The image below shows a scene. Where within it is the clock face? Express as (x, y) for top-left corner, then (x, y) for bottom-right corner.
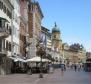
(54, 35), (56, 38)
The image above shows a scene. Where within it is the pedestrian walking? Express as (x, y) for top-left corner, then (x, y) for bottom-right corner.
(61, 63), (65, 76)
(74, 64), (77, 72)
(77, 63), (81, 71)
(49, 63), (54, 73)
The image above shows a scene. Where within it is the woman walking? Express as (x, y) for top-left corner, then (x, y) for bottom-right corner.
(61, 63), (65, 76)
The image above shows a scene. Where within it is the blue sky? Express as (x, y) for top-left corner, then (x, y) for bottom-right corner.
(36, 0), (91, 52)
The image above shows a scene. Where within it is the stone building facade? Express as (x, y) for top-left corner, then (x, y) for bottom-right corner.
(19, 0), (29, 58)
(0, 0), (13, 75)
(63, 43), (86, 64)
(28, 1), (43, 58)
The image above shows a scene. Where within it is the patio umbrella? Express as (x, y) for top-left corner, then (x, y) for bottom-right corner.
(9, 56), (26, 62)
(26, 56), (50, 62)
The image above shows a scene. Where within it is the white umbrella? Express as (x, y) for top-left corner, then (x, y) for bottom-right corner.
(26, 56), (50, 62)
(9, 56), (26, 62)
(16, 58), (26, 62)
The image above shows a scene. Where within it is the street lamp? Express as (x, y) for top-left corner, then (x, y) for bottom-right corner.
(36, 43), (46, 78)
(62, 44), (65, 63)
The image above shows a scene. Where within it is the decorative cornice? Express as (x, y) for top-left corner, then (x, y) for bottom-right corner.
(29, 1), (44, 18)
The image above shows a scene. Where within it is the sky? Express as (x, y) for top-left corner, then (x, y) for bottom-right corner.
(36, 0), (91, 52)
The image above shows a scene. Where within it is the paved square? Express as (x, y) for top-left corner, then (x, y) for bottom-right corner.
(0, 69), (91, 84)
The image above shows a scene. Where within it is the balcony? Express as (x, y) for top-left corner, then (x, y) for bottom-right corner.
(0, 27), (10, 38)
(0, 49), (7, 56)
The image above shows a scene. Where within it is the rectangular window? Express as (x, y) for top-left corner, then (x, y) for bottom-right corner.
(3, 5), (6, 13)
(0, 1), (1, 9)
(17, 30), (19, 38)
(1, 2), (3, 10)
(13, 27), (15, 35)
(9, 12), (12, 19)
(9, 26), (12, 35)
(6, 41), (8, 51)
(0, 20), (2, 27)
(9, 42), (11, 51)
(6, 9), (9, 16)
(0, 39), (2, 51)
(6, 9), (12, 19)
(4, 5), (6, 12)
(12, 25), (14, 35)
(15, 27), (16, 35)
(3, 39), (5, 50)
(6, 24), (8, 29)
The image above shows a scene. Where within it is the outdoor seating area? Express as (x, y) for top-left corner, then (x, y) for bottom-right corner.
(10, 56), (51, 74)
(11, 64), (49, 74)
(30, 66), (48, 73)
(84, 59), (91, 72)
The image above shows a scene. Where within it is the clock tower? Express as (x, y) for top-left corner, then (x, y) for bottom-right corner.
(52, 23), (62, 51)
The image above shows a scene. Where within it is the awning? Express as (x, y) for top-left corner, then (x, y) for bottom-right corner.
(26, 56), (51, 62)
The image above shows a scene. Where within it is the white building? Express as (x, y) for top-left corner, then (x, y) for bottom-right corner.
(10, 0), (20, 57)
(0, 0), (13, 75)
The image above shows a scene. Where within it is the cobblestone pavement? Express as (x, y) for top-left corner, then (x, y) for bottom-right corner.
(0, 69), (91, 84)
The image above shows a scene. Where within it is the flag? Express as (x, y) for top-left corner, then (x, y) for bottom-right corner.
(39, 32), (46, 46)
